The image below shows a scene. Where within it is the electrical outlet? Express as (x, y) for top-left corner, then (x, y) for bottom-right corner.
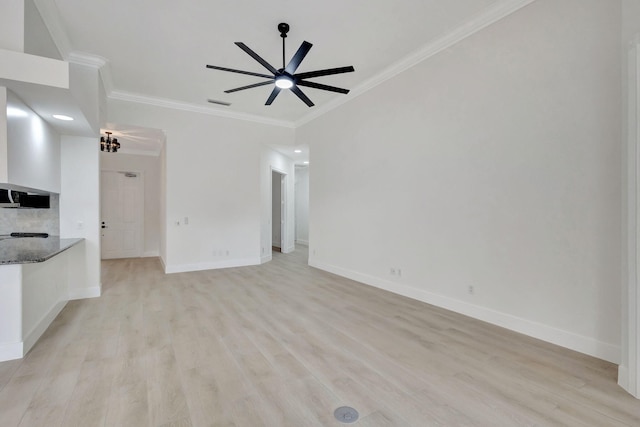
(468, 285), (474, 295)
(184, 216), (189, 225)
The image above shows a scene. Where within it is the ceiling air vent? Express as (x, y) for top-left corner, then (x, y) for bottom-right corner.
(207, 99), (231, 107)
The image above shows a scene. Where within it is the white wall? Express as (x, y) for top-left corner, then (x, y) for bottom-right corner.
(23, 0), (61, 60)
(60, 135), (101, 298)
(107, 99), (294, 272)
(0, 1), (24, 52)
(261, 147), (295, 260)
(5, 90), (60, 193)
(100, 152), (161, 257)
(299, 0), (622, 363)
(295, 166), (309, 245)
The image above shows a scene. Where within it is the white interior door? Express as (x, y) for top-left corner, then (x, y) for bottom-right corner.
(101, 170), (143, 259)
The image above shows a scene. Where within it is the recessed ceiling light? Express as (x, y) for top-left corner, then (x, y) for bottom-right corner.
(53, 114), (74, 121)
(304, 161), (309, 164)
(294, 149), (302, 153)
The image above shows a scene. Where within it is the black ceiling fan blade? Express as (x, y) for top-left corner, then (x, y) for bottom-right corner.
(294, 66), (355, 80)
(225, 80), (274, 94)
(206, 65), (273, 79)
(285, 41), (313, 75)
(296, 80), (350, 94)
(265, 87), (282, 105)
(290, 86), (314, 107)
(235, 42), (278, 75)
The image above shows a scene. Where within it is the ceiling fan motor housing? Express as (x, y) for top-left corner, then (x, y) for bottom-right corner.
(278, 22), (290, 38)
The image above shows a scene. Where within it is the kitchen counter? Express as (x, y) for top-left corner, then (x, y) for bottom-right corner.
(0, 237), (87, 361)
(0, 236), (84, 265)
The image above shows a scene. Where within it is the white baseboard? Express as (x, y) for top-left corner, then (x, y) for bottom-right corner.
(282, 245), (296, 254)
(68, 285), (101, 300)
(261, 255), (272, 264)
(142, 250), (160, 257)
(159, 255), (167, 272)
(0, 342), (23, 362)
(296, 240), (309, 246)
(23, 300), (67, 355)
(165, 257), (260, 274)
(618, 365), (639, 398)
(310, 259), (621, 364)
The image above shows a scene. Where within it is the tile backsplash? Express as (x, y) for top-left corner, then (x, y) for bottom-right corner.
(0, 194), (60, 235)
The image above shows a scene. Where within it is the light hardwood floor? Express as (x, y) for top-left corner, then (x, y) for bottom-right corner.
(1, 247), (639, 426)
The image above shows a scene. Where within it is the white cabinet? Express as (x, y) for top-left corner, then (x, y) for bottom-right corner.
(0, 86), (61, 193)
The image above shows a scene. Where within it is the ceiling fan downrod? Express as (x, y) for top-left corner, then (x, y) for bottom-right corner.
(278, 22), (289, 70)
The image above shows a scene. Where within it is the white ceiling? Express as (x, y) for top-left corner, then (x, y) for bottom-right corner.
(29, 0), (532, 158)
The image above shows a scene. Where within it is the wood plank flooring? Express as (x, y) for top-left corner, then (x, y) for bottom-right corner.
(1, 247), (639, 426)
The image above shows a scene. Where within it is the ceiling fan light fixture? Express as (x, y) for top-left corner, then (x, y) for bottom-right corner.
(206, 23), (354, 107)
(275, 75), (294, 89)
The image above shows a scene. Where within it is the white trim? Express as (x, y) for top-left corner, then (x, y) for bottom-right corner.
(109, 90), (295, 129)
(66, 51), (116, 95)
(294, 0), (537, 127)
(0, 342), (23, 362)
(67, 51), (107, 69)
(142, 250), (160, 258)
(310, 259), (620, 364)
(271, 167), (290, 256)
(68, 286), (101, 300)
(295, 240), (309, 246)
(282, 245), (296, 254)
(165, 257), (260, 274)
(261, 255), (272, 264)
(159, 255), (168, 274)
(119, 148), (161, 157)
(620, 35), (640, 398)
(23, 300), (67, 355)
(619, 366), (630, 392)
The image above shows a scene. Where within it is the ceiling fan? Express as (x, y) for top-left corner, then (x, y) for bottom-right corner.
(206, 23), (355, 107)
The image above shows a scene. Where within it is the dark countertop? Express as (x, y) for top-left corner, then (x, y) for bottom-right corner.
(0, 236), (84, 265)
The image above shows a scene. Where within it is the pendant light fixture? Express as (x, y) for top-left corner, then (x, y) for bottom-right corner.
(100, 131), (120, 153)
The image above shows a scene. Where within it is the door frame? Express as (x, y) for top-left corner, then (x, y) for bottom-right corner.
(100, 168), (145, 259)
(621, 34), (640, 399)
(270, 166), (290, 254)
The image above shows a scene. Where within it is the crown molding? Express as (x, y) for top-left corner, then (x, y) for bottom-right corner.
(294, 0), (537, 128)
(66, 51), (115, 94)
(32, 0), (73, 59)
(116, 148), (162, 157)
(33, 0), (535, 130)
(67, 52), (107, 68)
(109, 90), (295, 129)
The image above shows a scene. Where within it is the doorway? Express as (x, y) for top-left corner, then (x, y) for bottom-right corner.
(100, 170), (144, 259)
(272, 170), (285, 252)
